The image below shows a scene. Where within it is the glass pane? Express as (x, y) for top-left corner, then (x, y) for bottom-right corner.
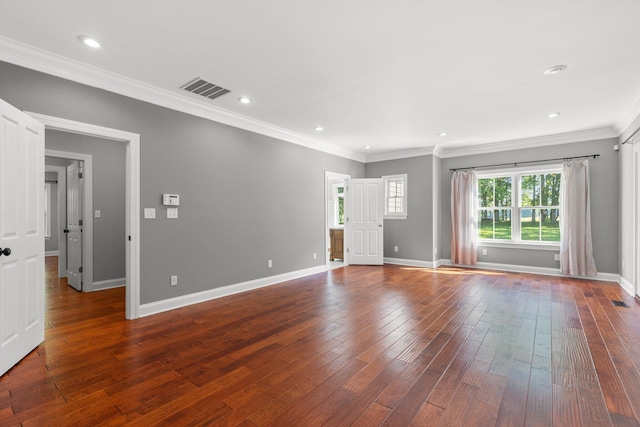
(388, 180), (403, 198)
(478, 209), (494, 239)
(521, 208), (541, 241)
(495, 177), (512, 207)
(494, 209), (511, 240)
(542, 208), (560, 242)
(478, 178), (494, 207)
(478, 209), (511, 240)
(388, 197), (402, 214)
(541, 173), (560, 206)
(520, 174), (540, 207)
(338, 197), (344, 224)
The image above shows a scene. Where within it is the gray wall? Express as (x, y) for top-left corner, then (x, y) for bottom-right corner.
(440, 138), (620, 274)
(0, 61), (364, 304)
(44, 171), (58, 253)
(46, 131), (127, 283)
(365, 155), (433, 261)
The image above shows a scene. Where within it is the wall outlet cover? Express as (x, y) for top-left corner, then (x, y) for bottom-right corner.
(167, 208), (178, 219)
(144, 208), (156, 219)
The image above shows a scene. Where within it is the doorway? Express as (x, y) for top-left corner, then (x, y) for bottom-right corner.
(325, 171), (350, 270)
(28, 112), (141, 319)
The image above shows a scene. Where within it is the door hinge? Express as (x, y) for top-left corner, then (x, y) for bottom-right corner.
(79, 219), (83, 226)
(79, 267), (83, 273)
(346, 248), (350, 253)
(128, 235), (131, 241)
(346, 217), (349, 222)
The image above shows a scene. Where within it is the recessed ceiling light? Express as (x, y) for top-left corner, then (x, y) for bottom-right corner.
(237, 97), (252, 104)
(439, 132), (448, 137)
(364, 145), (372, 150)
(314, 126), (324, 132)
(77, 35), (100, 48)
(547, 112), (562, 118)
(543, 65), (567, 75)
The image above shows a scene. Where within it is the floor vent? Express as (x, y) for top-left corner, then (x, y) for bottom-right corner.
(612, 300), (629, 308)
(181, 78), (230, 100)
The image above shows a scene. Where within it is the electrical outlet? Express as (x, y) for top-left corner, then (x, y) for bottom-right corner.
(434, 247), (438, 255)
(554, 253), (561, 261)
(170, 275), (177, 286)
(394, 246), (398, 252)
(94, 210), (101, 218)
(144, 208), (156, 219)
(167, 208), (178, 219)
(268, 260), (272, 268)
(313, 252), (317, 260)
(482, 249), (488, 256)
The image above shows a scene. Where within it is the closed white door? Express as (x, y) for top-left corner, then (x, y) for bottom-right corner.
(0, 98), (45, 377)
(66, 161), (83, 291)
(346, 178), (384, 265)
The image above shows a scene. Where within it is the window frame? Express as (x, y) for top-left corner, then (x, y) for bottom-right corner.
(476, 165), (561, 250)
(383, 174), (408, 219)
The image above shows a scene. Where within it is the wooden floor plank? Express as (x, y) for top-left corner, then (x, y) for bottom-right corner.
(2, 258), (640, 425)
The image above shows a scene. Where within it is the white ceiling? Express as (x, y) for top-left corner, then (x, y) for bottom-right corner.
(1, 0), (639, 161)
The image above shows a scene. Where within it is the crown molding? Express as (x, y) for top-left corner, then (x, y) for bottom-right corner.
(0, 36), (365, 163)
(365, 146), (438, 163)
(437, 127), (618, 159)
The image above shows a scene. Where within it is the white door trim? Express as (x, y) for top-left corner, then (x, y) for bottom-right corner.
(47, 151), (92, 291)
(325, 171), (350, 268)
(635, 143), (640, 297)
(45, 165), (67, 277)
(28, 112), (140, 319)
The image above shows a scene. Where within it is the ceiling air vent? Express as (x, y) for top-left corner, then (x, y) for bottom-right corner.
(181, 78), (230, 101)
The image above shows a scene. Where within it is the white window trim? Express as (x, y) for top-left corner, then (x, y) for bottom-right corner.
(383, 174), (408, 219)
(476, 164), (562, 249)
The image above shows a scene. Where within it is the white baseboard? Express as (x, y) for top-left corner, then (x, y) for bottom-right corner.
(438, 259), (619, 283)
(384, 257), (621, 284)
(45, 251), (59, 257)
(92, 277), (126, 291)
(384, 257), (437, 268)
(619, 275), (635, 296)
(139, 265), (328, 318)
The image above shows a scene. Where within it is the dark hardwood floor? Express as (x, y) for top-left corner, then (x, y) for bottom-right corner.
(2, 257), (640, 426)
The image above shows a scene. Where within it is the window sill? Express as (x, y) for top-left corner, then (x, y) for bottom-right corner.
(478, 241), (559, 251)
(384, 214), (407, 220)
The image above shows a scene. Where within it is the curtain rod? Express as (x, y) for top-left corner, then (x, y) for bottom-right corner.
(449, 154), (599, 172)
(621, 125), (640, 145)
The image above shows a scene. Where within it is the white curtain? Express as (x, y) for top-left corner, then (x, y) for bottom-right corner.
(451, 170), (478, 265)
(560, 159), (597, 276)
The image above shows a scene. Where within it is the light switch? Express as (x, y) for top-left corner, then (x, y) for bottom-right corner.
(144, 208), (156, 219)
(94, 210), (101, 218)
(167, 208), (178, 219)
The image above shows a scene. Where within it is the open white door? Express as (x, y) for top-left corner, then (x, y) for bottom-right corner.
(66, 161), (83, 291)
(0, 98), (45, 377)
(346, 178), (384, 265)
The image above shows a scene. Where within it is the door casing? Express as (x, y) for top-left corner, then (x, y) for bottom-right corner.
(31, 113), (141, 319)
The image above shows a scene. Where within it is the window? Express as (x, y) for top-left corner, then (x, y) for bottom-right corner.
(333, 184), (345, 226)
(477, 167), (561, 245)
(44, 183), (52, 239)
(383, 174), (407, 219)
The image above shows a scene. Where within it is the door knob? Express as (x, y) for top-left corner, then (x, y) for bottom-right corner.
(63, 229), (70, 233)
(0, 247), (11, 256)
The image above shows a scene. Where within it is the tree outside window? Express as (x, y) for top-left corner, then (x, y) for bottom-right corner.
(477, 168), (561, 243)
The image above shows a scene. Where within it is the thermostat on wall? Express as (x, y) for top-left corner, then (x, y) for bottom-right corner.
(162, 194), (180, 206)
